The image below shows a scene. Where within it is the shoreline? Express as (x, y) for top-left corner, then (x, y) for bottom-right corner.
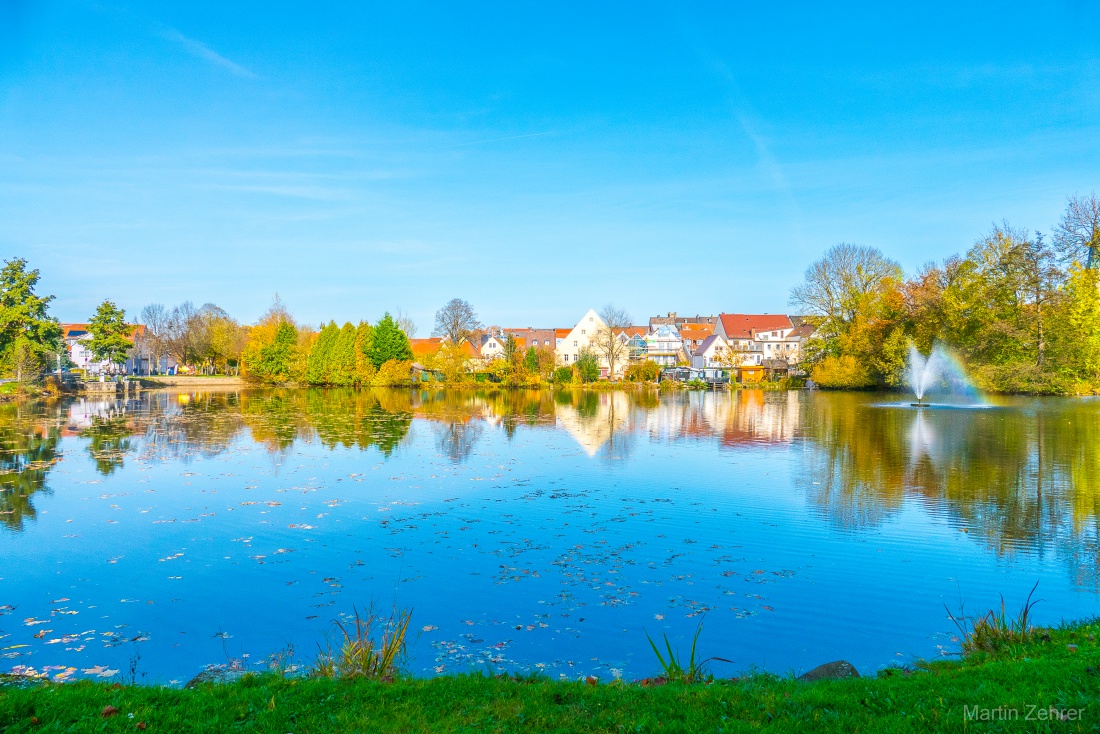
(2, 618), (1096, 732)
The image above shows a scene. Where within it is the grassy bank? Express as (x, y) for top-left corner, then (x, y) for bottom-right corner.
(3, 619), (1099, 732)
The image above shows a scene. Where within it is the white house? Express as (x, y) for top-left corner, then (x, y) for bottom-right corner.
(556, 309), (604, 366)
(556, 309), (635, 378)
(714, 314), (812, 367)
(643, 324), (684, 366)
(691, 334), (729, 369)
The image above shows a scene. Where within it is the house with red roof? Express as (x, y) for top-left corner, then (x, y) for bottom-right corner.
(714, 314), (813, 369)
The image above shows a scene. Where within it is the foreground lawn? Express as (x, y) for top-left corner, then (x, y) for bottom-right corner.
(3, 621), (1099, 733)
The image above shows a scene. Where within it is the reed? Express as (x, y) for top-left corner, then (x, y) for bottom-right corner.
(946, 581), (1042, 654)
(311, 604), (412, 680)
(644, 624), (730, 684)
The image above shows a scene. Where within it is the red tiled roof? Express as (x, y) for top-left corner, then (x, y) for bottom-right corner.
(60, 322), (144, 343)
(679, 326), (714, 342)
(554, 328), (571, 338)
(718, 314), (793, 339)
(409, 338), (443, 357)
(615, 326), (648, 338)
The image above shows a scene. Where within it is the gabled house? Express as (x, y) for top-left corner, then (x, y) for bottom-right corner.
(61, 323), (160, 375)
(691, 334), (729, 369)
(679, 325), (715, 356)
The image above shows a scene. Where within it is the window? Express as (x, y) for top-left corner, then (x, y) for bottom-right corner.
(581, 329), (585, 335)
(573, 340), (578, 346)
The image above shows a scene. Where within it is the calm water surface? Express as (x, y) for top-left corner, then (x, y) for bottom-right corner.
(1, 388), (1098, 683)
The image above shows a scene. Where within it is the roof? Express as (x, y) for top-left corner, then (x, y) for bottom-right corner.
(718, 314), (793, 339)
(60, 322), (144, 343)
(555, 328), (571, 338)
(60, 323), (90, 339)
(679, 326), (715, 342)
(789, 323), (815, 339)
(614, 326), (647, 338)
(694, 334), (725, 356)
(409, 338), (443, 358)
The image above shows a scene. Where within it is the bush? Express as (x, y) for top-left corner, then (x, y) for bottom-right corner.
(372, 359), (412, 387)
(810, 355), (875, 389)
(553, 366), (574, 385)
(575, 350), (600, 383)
(624, 359), (661, 382)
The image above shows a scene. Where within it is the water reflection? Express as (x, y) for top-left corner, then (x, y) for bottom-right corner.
(5, 388), (1100, 585)
(0, 403), (62, 531)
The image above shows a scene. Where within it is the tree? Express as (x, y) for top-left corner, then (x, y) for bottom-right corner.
(138, 303), (170, 374)
(575, 348), (600, 383)
(789, 243), (902, 353)
(164, 301), (199, 368)
(1054, 193), (1100, 269)
(1051, 265), (1100, 380)
(87, 300), (134, 373)
(257, 322), (298, 383)
(0, 257), (62, 379)
(590, 305), (632, 379)
(329, 322), (359, 386)
(394, 308), (417, 339)
(354, 321), (375, 384)
(306, 322), (339, 384)
(242, 295), (298, 384)
(369, 313), (413, 369)
(433, 298), (482, 345)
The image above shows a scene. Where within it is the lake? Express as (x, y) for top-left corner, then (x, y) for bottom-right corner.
(1, 387), (1097, 684)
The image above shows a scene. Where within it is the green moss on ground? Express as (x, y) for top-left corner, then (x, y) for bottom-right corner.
(3, 622), (1099, 733)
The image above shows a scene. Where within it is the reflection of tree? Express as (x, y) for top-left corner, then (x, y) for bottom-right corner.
(140, 391), (244, 462)
(82, 415), (135, 476)
(798, 394), (1100, 588)
(434, 420), (483, 464)
(0, 410), (61, 532)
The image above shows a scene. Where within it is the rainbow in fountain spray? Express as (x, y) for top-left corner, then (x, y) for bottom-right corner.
(906, 344), (978, 405)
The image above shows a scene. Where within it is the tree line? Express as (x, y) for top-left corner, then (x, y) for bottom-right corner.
(791, 193), (1100, 393)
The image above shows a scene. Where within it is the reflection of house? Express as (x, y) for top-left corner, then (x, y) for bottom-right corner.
(554, 391), (632, 456)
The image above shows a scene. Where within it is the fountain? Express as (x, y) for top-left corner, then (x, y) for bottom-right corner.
(906, 344), (977, 407)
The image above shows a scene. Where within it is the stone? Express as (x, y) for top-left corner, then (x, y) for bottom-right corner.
(798, 660), (860, 682)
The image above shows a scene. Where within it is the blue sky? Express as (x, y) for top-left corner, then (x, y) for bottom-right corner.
(2, 2), (1099, 331)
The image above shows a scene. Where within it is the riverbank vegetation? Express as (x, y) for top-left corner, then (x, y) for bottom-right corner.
(792, 193), (1100, 394)
(2, 615), (1097, 732)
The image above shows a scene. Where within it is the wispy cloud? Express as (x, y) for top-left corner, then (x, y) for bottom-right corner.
(160, 28), (258, 79)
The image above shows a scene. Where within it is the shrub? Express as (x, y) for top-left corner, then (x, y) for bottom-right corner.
(575, 350), (600, 383)
(810, 355), (874, 389)
(553, 366), (574, 385)
(372, 359), (412, 387)
(625, 359), (661, 382)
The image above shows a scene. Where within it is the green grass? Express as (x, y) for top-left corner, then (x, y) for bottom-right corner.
(3, 620), (1099, 732)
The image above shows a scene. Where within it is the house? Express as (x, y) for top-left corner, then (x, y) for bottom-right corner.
(556, 309), (605, 369)
(648, 312), (719, 331)
(479, 334), (517, 361)
(502, 328), (556, 350)
(643, 324), (684, 366)
(555, 309), (634, 378)
(61, 323), (157, 375)
(679, 325), (715, 356)
(691, 334), (728, 369)
(715, 314), (797, 368)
